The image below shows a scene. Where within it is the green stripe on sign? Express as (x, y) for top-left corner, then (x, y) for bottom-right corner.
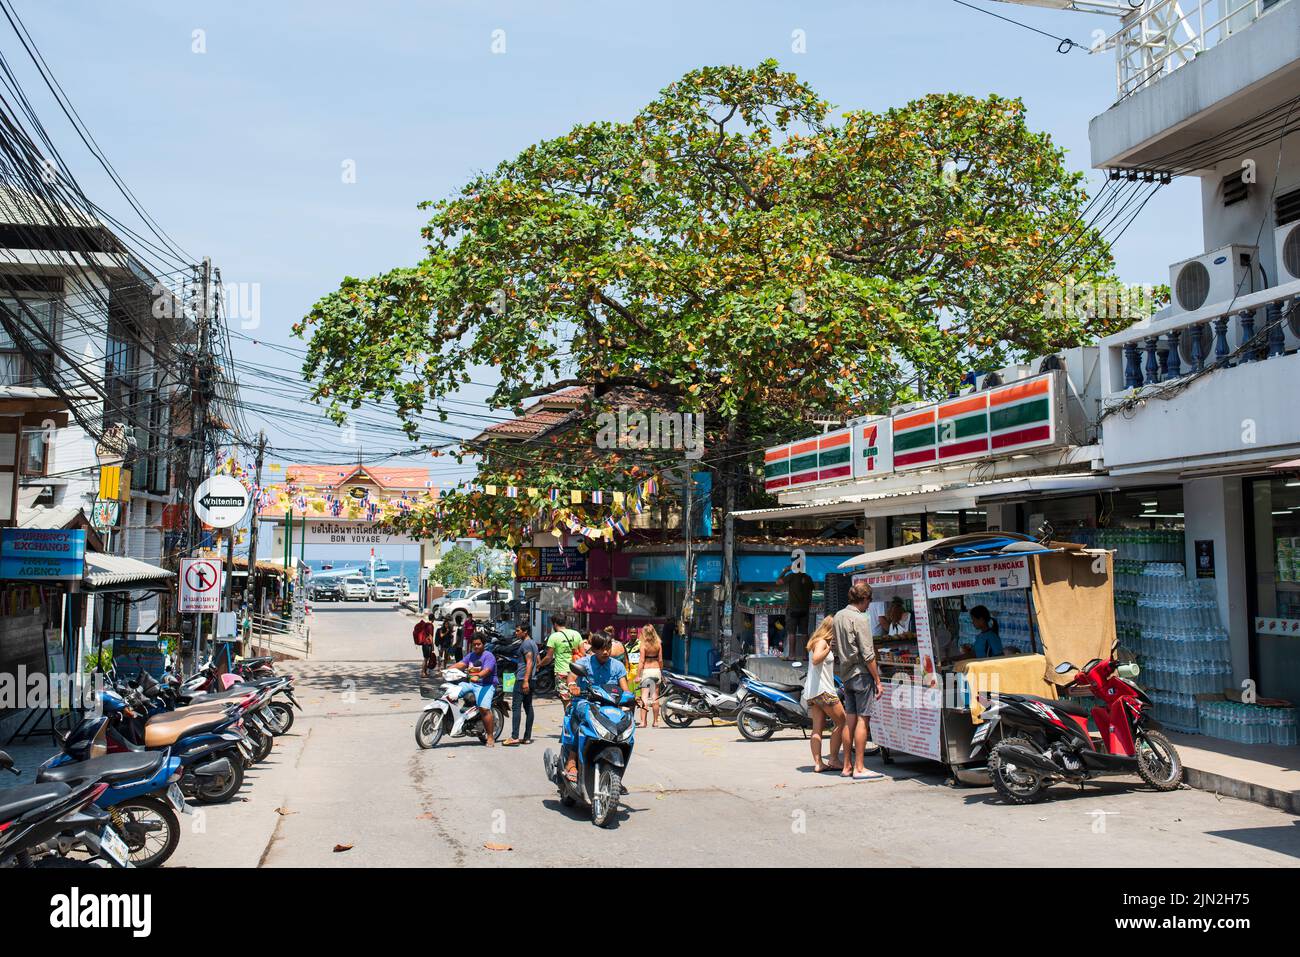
(767, 459), (789, 478)
(941, 412), (988, 441)
(788, 452), (819, 474)
(819, 446), (851, 467)
(894, 426), (936, 452)
(989, 398), (1049, 433)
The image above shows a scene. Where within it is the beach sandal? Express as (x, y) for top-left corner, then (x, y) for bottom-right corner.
(853, 769), (884, 781)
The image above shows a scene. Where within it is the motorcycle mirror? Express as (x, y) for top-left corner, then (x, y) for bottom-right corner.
(0, 750), (14, 773)
(1054, 662), (1076, 674)
(569, 661), (590, 677)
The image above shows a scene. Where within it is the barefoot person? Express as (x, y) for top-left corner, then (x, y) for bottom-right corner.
(833, 582), (885, 780)
(802, 616), (845, 773)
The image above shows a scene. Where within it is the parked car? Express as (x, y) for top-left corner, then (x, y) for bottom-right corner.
(370, 577), (400, 601)
(340, 576), (370, 602)
(309, 579), (343, 602)
(434, 586), (512, 624)
(393, 576), (410, 598)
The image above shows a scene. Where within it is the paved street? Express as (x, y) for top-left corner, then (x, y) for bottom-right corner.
(162, 606), (1300, 868)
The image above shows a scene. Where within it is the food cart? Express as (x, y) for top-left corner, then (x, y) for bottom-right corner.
(836, 532), (1115, 784)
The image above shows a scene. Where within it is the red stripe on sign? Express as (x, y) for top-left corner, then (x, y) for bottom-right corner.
(787, 471), (820, 486)
(937, 437), (990, 459)
(990, 424), (1052, 449)
(765, 476), (791, 490)
(819, 465), (852, 480)
(894, 449), (937, 467)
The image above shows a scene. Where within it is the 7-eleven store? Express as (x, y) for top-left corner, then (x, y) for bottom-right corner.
(743, 354), (1178, 605)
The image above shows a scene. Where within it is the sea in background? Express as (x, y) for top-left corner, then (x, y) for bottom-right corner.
(305, 558), (423, 583)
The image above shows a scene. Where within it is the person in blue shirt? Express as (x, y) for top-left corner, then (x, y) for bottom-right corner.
(450, 636), (498, 746)
(962, 605), (1004, 659)
(562, 633), (628, 781)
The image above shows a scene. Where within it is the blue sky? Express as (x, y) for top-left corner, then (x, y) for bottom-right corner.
(12, 0), (1201, 522)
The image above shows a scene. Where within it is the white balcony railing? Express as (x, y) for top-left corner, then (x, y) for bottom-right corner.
(1108, 0), (1286, 101)
(1106, 281), (1300, 393)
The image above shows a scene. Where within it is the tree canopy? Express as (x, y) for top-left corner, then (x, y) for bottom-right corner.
(296, 60), (1132, 544)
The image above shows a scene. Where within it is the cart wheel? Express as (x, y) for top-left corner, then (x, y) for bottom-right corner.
(879, 747), (894, 765)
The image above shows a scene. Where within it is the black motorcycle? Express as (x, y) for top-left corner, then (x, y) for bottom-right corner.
(660, 658), (749, 727)
(485, 629), (556, 697)
(0, 750), (132, 868)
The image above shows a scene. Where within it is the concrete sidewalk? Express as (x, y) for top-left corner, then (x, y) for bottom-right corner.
(1170, 732), (1300, 815)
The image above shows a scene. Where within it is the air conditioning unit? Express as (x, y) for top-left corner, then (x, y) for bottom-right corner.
(1276, 221), (1300, 284)
(1168, 244), (1257, 316)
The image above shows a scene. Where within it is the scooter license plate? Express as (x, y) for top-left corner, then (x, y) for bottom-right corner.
(972, 723), (990, 743)
(167, 781), (189, 814)
(238, 738), (255, 760)
(100, 826), (130, 867)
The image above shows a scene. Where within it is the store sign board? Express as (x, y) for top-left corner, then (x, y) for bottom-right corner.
(0, 528), (86, 581)
(290, 520), (407, 546)
(763, 372), (1064, 489)
(179, 558), (222, 613)
(517, 546), (588, 582)
(763, 426), (854, 493)
(924, 556), (1030, 598)
(91, 498), (120, 532)
(852, 566), (923, 589)
(895, 373), (1060, 471)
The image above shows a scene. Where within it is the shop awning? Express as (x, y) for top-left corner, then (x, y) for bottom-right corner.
(83, 552), (174, 592)
(735, 473), (1145, 523)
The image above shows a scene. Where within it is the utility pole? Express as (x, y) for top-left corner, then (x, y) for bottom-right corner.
(720, 417), (737, 689)
(242, 430), (267, 614)
(183, 257), (213, 669)
(680, 461), (694, 670)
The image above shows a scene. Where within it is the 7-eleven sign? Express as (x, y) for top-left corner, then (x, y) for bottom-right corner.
(851, 416), (893, 478)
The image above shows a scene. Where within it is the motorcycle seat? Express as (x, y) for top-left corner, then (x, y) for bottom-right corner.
(183, 687), (254, 705)
(0, 782), (71, 822)
(1014, 694), (1094, 718)
(144, 711), (232, 747)
(37, 751), (165, 785)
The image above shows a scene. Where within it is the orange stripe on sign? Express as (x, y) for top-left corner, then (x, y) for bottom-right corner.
(938, 394), (986, 418)
(989, 376), (1050, 407)
(894, 409), (935, 432)
(764, 446), (789, 463)
(819, 431), (851, 449)
(791, 439), (819, 456)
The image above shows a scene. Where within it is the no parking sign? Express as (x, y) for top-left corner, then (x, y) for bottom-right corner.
(179, 558), (222, 613)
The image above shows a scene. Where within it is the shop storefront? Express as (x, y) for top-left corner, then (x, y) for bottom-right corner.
(1245, 474), (1300, 710)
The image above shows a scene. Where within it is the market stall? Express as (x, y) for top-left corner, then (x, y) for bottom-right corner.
(836, 532), (1114, 783)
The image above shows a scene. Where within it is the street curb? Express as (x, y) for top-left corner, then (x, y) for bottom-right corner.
(1183, 765), (1299, 815)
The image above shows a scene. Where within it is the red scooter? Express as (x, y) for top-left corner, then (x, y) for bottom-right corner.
(972, 652), (1184, 804)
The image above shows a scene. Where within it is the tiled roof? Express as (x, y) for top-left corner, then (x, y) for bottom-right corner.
(472, 387), (592, 443)
(282, 465), (431, 489)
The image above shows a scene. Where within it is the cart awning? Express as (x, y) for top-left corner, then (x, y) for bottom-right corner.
(83, 553), (174, 592)
(836, 532), (1053, 571)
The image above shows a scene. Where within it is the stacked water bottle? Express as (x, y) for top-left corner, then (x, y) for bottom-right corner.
(1070, 527), (1184, 562)
(958, 590), (1033, 653)
(1114, 557), (1232, 734)
(1198, 699), (1299, 746)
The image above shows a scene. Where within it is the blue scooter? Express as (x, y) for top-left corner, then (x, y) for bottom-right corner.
(735, 668), (843, 741)
(35, 748), (185, 867)
(543, 661), (637, 827)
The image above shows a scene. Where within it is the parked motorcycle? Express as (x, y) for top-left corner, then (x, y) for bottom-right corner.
(415, 668), (511, 748)
(0, 751), (133, 869)
(35, 749), (186, 867)
(975, 654), (1184, 804)
(659, 658), (749, 728)
(543, 660), (637, 827)
(485, 632), (556, 697)
(734, 665), (827, 741)
(56, 689), (253, 804)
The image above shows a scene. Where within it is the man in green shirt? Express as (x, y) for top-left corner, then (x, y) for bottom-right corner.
(539, 613), (584, 705)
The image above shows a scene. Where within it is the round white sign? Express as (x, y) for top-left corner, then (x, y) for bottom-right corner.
(194, 474), (250, 528)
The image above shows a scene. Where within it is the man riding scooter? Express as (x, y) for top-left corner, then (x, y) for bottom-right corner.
(449, 636), (497, 747)
(562, 633), (628, 783)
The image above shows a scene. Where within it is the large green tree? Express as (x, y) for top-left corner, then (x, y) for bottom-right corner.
(296, 61), (1129, 542)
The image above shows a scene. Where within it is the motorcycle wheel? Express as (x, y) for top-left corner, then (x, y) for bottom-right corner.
(1136, 729), (1184, 791)
(112, 795), (180, 868)
(988, 736), (1047, 805)
(477, 710), (507, 743)
(268, 701), (295, 735)
(591, 765), (622, 828)
(661, 691), (695, 729)
(736, 703), (776, 742)
(534, 669), (555, 696)
(249, 726), (274, 763)
(415, 710), (445, 749)
(193, 752), (245, 804)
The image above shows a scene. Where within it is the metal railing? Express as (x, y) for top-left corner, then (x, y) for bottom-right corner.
(1109, 284), (1300, 391)
(247, 613), (311, 659)
(1108, 0), (1285, 101)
